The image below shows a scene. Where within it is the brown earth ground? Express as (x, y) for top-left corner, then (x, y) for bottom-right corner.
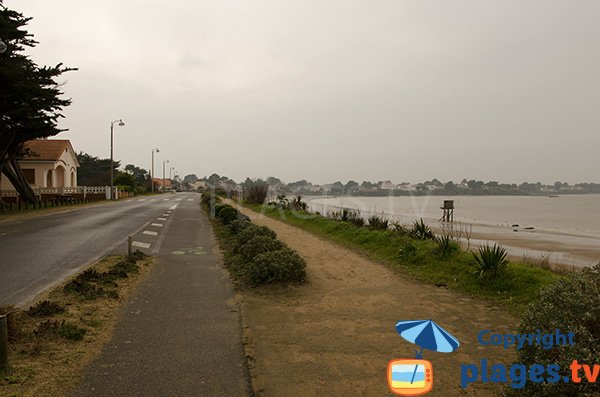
(224, 199), (519, 397)
(0, 255), (153, 397)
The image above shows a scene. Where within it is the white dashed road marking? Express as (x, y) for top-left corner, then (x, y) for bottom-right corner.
(169, 204), (178, 210)
(187, 199), (194, 201)
(138, 198), (146, 201)
(151, 198), (157, 202)
(143, 231), (158, 236)
(175, 199), (182, 201)
(163, 199), (170, 201)
(158, 217), (167, 221)
(132, 241), (151, 249)
(151, 223), (163, 227)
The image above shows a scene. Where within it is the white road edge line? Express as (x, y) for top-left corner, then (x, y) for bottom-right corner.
(132, 241), (151, 249)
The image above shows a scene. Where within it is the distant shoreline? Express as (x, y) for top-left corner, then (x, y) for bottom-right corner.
(294, 191), (599, 197)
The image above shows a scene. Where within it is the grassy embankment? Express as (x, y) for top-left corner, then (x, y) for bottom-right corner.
(0, 253), (152, 397)
(243, 202), (561, 314)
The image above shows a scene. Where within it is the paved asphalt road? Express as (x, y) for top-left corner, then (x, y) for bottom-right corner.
(0, 193), (198, 307)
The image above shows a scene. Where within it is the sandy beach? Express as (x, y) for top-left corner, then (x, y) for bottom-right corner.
(307, 195), (600, 268)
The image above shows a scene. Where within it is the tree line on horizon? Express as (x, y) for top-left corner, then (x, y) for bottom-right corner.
(184, 173), (600, 196)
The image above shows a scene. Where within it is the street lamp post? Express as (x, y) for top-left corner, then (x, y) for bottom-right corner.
(110, 119), (125, 199)
(169, 166), (175, 180)
(162, 159), (169, 190)
(151, 148), (160, 193)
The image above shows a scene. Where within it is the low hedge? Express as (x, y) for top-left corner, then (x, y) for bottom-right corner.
(208, 200), (307, 287)
(247, 248), (307, 286)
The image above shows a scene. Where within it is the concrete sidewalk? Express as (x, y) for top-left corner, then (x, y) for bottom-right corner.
(70, 198), (251, 396)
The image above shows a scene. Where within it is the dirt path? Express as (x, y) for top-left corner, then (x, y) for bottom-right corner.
(225, 200), (518, 396)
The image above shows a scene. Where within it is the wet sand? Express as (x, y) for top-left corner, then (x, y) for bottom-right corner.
(466, 224), (600, 268)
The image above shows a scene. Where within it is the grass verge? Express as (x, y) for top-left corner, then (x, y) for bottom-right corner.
(241, 202), (561, 314)
(0, 252), (153, 397)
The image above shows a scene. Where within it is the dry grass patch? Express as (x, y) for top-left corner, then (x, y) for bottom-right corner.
(0, 253), (153, 397)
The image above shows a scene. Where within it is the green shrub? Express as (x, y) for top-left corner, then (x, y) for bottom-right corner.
(243, 179), (269, 204)
(228, 219), (252, 234)
(63, 279), (117, 300)
(27, 300), (65, 317)
(33, 319), (61, 338)
(472, 243), (509, 277)
(64, 279), (102, 299)
(129, 249), (148, 262)
(507, 265), (600, 397)
(290, 195), (308, 211)
(391, 222), (409, 235)
(57, 321), (87, 340)
(78, 269), (102, 282)
(108, 260), (139, 278)
(331, 208), (364, 227)
(234, 224), (277, 252)
(214, 202), (228, 216)
(367, 214), (389, 230)
(238, 235), (284, 263)
(34, 320), (86, 341)
(201, 191), (213, 205)
(247, 248), (307, 286)
(217, 205), (239, 224)
(434, 235), (460, 257)
(410, 218), (434, 240)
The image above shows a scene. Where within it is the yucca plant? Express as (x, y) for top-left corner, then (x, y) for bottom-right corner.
(391, 221), (409, 235)
(367, 214), (389, 230)
(472, 243), (509, 277)
(410, 218), (434, 240)
(332, 208), (364, 227)
(434, 235), (460, 257)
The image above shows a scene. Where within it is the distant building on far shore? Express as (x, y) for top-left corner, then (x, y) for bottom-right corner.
(380, 180), (396, 190)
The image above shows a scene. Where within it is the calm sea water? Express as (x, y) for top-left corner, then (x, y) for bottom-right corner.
(308, 194), (600, 238)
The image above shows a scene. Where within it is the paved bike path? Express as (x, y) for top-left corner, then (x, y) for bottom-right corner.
(70, 198), (251, 396)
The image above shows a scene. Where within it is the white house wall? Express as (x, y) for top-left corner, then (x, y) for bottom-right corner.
(0, 144), (78, 191)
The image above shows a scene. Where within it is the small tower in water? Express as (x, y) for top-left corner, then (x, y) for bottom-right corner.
(440, 200), (454, 222)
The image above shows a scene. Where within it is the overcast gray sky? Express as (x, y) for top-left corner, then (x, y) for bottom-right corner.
(9, 0), (600, 184)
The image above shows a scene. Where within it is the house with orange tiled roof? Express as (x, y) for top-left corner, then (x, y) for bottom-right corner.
(0, 139), (80, 190)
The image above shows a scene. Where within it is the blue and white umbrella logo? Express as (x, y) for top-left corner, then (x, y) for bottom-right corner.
(395, 320), (460, 359)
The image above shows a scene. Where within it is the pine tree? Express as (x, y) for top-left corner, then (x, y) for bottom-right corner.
(0, 5), (76, 203)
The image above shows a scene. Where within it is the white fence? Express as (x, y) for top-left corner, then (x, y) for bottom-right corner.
(0, 186), (117, 200)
